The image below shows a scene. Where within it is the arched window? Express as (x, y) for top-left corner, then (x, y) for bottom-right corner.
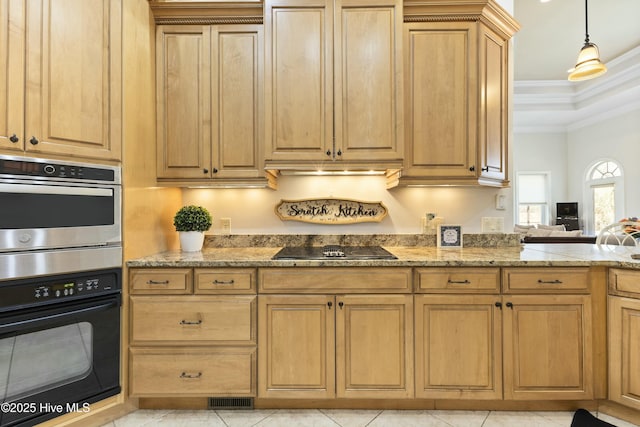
(585, 160), (624, 234)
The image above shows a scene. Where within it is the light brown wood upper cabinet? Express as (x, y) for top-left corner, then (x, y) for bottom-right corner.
(263, 0), (403, 171)
(400, 2), (519, 187)
(156, 24), (270, 187)
(0, 0), (121, 162)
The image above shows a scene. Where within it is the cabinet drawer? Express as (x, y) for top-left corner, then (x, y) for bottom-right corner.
(609, 268), (640, 296)
(130, 347), (256, 397)
(130, 296), (256, 345)
(259, 268), (412, 293)
(415, 268), (500, 293)
(130, 268), (192, 294)
(503, 268), (590, 293)
(195, 268), (256, 294)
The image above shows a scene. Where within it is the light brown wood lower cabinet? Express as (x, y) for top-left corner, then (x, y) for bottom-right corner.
(609, 296), (640, 410)
(258, 294), (414, 399)
(130, 347), (255, 397)
(128, 268), (257, 398)
(415, 294), (502, 399)
(415, 294), (593, 401)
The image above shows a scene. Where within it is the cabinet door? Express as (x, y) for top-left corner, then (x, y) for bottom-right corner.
(258, 295), (335, 398)
(609, 296), (640, 410)
(264, 0), (333, 162)
(415, 295), (502, 399)
(212, 25), (264, 179)
(403, 21), (477, 179)
(336, 294), (413, 398)
(478, 25), (508, 185)
(156, 25), (211, 179)
(25, 0), (121, 161)
(334, 0), (403, 161)
(0, 0), (25, 152)
(503, 295), (593, 400)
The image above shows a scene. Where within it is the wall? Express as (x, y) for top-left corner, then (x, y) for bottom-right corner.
(567, 107), (640, 221)
(182, 180), (511, 236)
(512, 131), (569, 219)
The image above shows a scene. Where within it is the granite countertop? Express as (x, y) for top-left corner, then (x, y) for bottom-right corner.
(126, 243), (640, 269)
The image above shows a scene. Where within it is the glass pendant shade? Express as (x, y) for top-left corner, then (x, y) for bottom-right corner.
(568, 42), (607, 81)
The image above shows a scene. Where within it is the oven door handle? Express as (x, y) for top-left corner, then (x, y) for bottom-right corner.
(0, 297), (120, 332)
(0, 183), (113, 197)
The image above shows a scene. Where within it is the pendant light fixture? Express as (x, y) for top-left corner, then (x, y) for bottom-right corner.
(568, 0), (607, 81)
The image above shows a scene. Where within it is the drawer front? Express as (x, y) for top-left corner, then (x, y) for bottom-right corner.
(415, 268), (500, 293)
(609, 268), (640, 296)
(259, 268), (412, 293)
(130, 296), (256, 344)
(503, 268), (590, 293)
(130, 347), (255, 397)
(130, 268), (192, 294)
(195, 268), (256, 294)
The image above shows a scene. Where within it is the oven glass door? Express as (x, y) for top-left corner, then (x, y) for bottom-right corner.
(0, 181), (121, 251)
(0, 294), (121, 427)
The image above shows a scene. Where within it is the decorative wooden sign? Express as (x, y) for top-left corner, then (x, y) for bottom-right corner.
(275, 198), (388, 224)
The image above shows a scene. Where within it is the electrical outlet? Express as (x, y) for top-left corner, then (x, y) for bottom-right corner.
(482, 217), (504, 233)
(220, 218), (231, 235)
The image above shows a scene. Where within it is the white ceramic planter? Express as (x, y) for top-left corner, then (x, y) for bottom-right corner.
(179, 231), (205, 252)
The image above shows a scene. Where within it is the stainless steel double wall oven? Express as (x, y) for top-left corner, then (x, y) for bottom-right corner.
(0, 155), (122, 427)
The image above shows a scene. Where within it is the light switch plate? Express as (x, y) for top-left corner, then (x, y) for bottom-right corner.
(482, 217), (504, 233)
(495, 194), (506, 210)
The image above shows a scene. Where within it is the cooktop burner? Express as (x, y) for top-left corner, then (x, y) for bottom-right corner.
(272, 245), (397, 260)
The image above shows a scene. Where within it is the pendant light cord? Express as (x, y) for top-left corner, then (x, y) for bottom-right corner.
(584, 0), (590, 44)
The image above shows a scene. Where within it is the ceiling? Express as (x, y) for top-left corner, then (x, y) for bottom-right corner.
(511, 0), (640, 132)
(513, 0), (640, 81)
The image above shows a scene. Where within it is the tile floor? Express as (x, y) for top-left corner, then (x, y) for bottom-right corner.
(101, 409), (638, 427)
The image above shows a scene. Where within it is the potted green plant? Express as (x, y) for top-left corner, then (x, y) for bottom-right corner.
(173, 205), (212, 252)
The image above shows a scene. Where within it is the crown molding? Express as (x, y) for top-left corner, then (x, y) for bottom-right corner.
(514, 45), (640, 134)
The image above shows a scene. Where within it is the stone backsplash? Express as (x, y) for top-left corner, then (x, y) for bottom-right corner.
(203, 233), (522, 248)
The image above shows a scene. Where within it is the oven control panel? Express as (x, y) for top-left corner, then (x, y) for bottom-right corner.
(0, 268), (121, 311)
(33, 277), (107, 300)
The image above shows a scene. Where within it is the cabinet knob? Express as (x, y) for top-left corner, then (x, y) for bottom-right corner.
(336, 149), (342, 156)
(203, 169), (209, 174)
(326, 150), (332, 156)
(29, 136), (39, 145)
(213, 168), (218, 174)
(495, 302), (502, 309)
(481, 166), (489, 172)
(506, 302), (513, 309)
(338, 301), (344, 309)
(9, 134), (19, 143)
(469, 166), (475, 172)
(327, 301), (333, 310)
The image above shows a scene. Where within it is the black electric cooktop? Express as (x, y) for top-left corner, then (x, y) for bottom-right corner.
(272, 245), (397, 260)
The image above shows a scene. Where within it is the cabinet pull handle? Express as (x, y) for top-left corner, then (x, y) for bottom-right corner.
(29, 136), (38, 145)
(9, 134), (19, 143)
(481, 166), (489, 172)
(146, 279), (169, 285)
(213, 279), (235, 285)
(327, 301), (332, 310)
(448, 279), (471, 284)
(180, 319), (203, 325)
(180, 372), (202, 379)
(506, 302), (513, 309)
(537, 279), (563, 284)
(495, 302), (502, 309)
